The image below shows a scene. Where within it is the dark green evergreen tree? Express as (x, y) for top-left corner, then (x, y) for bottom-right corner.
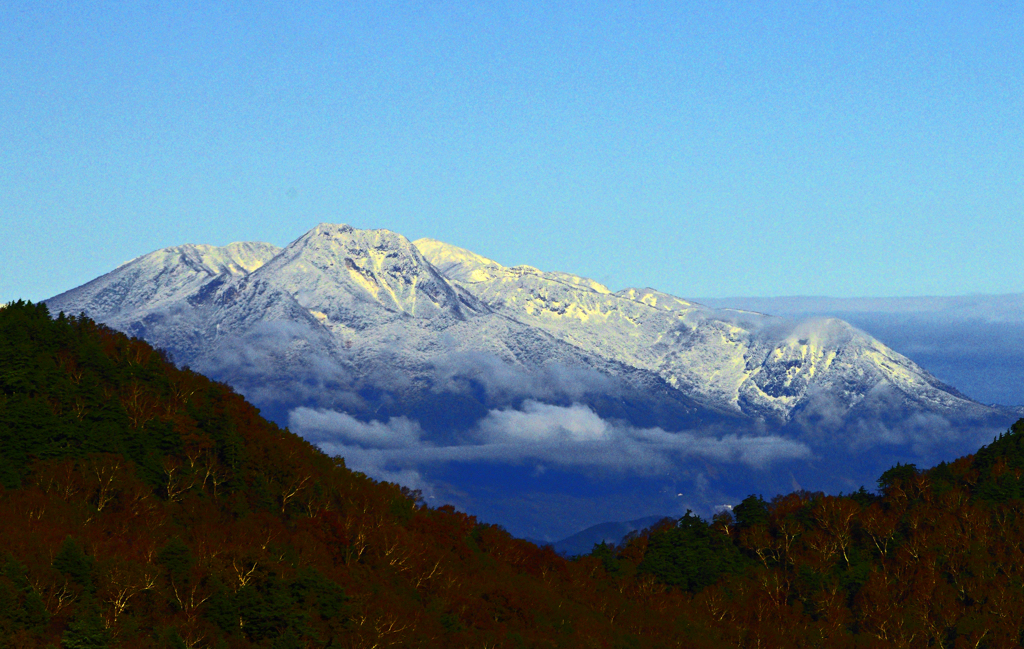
(638, 510), (749, 591)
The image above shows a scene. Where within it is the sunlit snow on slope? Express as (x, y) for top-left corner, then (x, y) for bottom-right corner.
(412, 237), (987, 424)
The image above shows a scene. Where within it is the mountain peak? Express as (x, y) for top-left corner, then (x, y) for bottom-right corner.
(258, 224), (480, 321)
(45, 241), (281, 317)
(292, 223), (409, 253)
(142, 241), (281, 278)
(317, 222), (356, 235)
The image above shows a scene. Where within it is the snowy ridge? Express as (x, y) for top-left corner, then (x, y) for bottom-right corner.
(413, 238), (983, 421)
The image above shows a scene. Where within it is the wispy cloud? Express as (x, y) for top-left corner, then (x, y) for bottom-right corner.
(289, 407), (424, 449)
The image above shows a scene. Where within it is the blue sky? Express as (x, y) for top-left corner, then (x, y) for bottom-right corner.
(2, 1), (1022, 303)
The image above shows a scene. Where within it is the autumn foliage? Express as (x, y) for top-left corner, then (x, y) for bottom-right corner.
(1, 300), (1023, 648)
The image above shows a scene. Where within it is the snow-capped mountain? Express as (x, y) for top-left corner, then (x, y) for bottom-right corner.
(45, 223), (1011, 538)
(48, 223), (997, 430)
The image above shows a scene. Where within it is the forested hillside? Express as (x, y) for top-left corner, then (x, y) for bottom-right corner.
(1, 300), (1023, 648)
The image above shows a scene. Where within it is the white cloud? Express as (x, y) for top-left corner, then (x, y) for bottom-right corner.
(288, 407), (423, 449)
(290, 401), (813, 478)
(477, 401), (610, 442)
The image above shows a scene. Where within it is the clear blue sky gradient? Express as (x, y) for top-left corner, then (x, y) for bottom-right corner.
(2, 1), (1022, 303)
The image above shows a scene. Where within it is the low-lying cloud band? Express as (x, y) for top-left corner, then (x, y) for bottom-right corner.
(289, 400), (813, 477)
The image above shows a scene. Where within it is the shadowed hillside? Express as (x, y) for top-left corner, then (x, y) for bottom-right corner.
(2, 300), (1023, 648)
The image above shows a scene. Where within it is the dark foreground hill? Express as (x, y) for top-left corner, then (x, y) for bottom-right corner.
(2, 300), (1024, 648)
